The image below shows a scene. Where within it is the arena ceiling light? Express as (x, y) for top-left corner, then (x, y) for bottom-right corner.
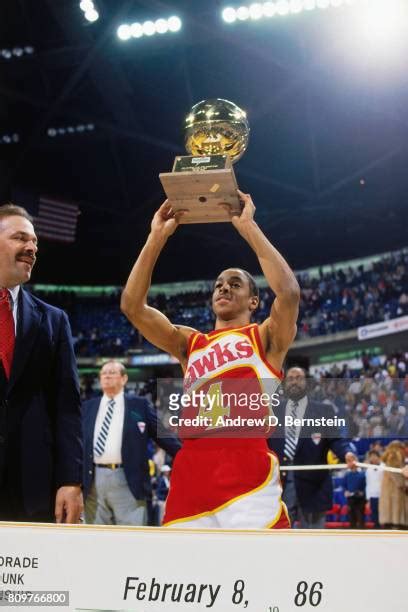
(0, 46), (34, 59)
(79, 0), (99, 23)
(221, 0), (358, 24)
(0, 133), (20, 144)
(116, 16), (182, 41)
(47, 124), (95, 138)
(338, 0), (408, 65)
(354, 0), (408, 45)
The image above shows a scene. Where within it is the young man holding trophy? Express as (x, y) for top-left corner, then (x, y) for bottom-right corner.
(121, 100), (300, 528)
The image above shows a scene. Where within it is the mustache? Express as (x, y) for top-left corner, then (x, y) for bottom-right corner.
(16, 251), (36, 263)
(285, 383), (305, 393)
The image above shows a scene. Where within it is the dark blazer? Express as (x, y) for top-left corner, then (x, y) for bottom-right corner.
(0, 288), (83, 517)
(82, 394), (181, 501)
(268, 398), (354, 512)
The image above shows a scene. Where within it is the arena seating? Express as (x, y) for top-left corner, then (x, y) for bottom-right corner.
(33, 248), (408, 358)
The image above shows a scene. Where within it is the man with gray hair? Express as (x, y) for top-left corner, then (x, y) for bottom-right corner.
(82, 360), (181, 525)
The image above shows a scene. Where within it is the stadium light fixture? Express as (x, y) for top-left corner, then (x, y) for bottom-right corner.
(80, 0), (93, 10)
(0, 133), (19, 144)
(0, 46), (35, 60)
(357, 0), (408, 44)
(47, 124), (95, 138)
(221, 0), (363, 24)
(130, 23), (143, 38)
(143, 21), (156, 36)
(85, 9), (99, 23)
(329, 0), (408, 67)
(168, 16), (182, 32)
(116, 16), (182, 41)
(276, 1), (290, 16)
(79, 0), (99, 23)
(117, 25), (131, 40)
(155, 19), (169, 34)
(222, 7), (237, 22)
(249, 3), (264, 19)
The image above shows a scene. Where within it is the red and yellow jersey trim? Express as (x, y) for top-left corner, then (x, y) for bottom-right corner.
(163, 453), (280, 527)
(186, 323), (283, 381)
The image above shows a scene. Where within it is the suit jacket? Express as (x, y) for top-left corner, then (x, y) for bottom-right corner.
(82, 394), (181, 501)
(268, 398), (354, 512)
(0, 288), (83, 516)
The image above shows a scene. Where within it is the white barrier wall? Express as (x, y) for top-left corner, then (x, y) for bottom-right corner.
(0, 523), (407, 612)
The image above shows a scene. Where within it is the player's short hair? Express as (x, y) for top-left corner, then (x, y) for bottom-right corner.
(239, 269), (259, 298)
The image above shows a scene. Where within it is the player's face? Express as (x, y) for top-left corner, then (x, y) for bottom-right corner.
(0, 216), (38, 287)
(212, 269), (257, 321)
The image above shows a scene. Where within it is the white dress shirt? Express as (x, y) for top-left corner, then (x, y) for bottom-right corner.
(8, 285), (20, 334)
(93, 391), (125, 464)
(365, 463), (384, 499)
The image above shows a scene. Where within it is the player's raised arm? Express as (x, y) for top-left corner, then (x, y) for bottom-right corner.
(229, 190), (300, 359)
(121, 202), (195, 366)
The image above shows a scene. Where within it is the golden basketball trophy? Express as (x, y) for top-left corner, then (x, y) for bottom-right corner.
(159, 98), (250, 223)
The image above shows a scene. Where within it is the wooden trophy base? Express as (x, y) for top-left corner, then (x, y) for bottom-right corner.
(159, 155), (241, 224)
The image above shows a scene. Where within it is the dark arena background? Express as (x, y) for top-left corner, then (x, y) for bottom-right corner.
(0, 1), (407, 611)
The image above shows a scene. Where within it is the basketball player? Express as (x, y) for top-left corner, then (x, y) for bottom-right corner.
(121, 191), (300, 528)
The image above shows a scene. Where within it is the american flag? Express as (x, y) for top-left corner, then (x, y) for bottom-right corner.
(33, 197), (79, 244)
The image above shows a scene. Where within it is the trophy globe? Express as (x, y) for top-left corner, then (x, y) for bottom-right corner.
(184, 98), (249, 163)
(159, 98), (249, 224)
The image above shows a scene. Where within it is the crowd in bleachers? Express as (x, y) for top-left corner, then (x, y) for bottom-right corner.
(34, 248), (408, 357)
(296, 250), (408, 338)
(306, 351), (408, 442)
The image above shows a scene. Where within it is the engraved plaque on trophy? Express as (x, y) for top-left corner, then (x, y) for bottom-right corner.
(159, 98), (250, 224)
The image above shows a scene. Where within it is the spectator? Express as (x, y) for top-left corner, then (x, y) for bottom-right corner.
(82, 360), (180, 525)
(343, 465), (366, 529)
(365, 450), (383, 529)
(379, 441), (407, 529)
(268, 367), (357, 528)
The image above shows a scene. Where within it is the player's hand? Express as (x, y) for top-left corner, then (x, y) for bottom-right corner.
(229, 190), (256, 236)
(150, 201), (185, 241)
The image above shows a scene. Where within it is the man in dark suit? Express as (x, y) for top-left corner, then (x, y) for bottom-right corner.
(268, 367), (356, 528)
(82, 360), (181, 525)
(0, 204), (83, 522)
